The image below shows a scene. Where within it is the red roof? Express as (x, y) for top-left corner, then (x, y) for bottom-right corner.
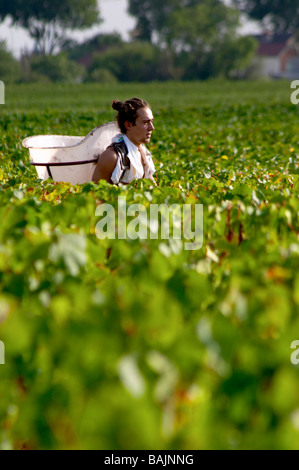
(254, 33), (293, 57)
(257, 43), (288, 56)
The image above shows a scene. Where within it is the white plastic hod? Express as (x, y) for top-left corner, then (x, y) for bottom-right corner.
(22, 121), (120, 185)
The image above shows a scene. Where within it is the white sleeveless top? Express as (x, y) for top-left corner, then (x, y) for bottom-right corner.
(111, 134), (155, 184)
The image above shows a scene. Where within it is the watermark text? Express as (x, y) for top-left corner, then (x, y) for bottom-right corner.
(95, 196), (203, 250)
(290, 80), (299, 104)
(291, 340), (299, 365)
(0, 81), (4, 105)
(0, 340), (5, 364)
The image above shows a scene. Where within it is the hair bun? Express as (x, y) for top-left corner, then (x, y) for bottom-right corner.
(112, 99), (123, 111)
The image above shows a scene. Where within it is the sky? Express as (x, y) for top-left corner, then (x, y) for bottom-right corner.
(0, 0), (260, 58)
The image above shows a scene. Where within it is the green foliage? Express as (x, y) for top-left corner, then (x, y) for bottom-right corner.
(128, 0), (171, 42)
(90, 42), (163, 82)
(65, 33), (123, 64)
(162, 1), (257, 79)
(179, 35), (258, 80)
(0, 40), (21, 83)
(127, 0), (257, 80)
(0, 1), (260, 82)
(87, 68), (118, 84)
(233, 0), (299, 34)
(0, 82), (298, 449)
(128, 0), (201, 42)
(3, 80), (293, 112)
(162, 0), (240, 48)
(24, 53), (86, 83)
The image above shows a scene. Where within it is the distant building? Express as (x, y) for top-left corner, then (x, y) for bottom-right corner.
(251, 32), (299, 79)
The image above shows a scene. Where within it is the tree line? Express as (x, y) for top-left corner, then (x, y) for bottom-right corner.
(0, 0), (297, 83)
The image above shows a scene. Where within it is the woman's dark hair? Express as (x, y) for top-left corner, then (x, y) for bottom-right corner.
(112, 97), (150, 134)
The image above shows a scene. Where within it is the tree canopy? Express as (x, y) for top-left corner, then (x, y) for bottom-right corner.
(0, 0), (101, 54)
(127, 0), (257, 79)
(0, 40), (21, 82)
(233, 0), (299, 34)
(128, 0), (200, 42)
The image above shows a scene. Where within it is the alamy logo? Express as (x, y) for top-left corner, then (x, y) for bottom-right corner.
(0, 81), (4, 105)
(290, 340), (299, 365)
(0, 340), (5, 364)
(290, 81), (299, 104)
(95, 196), (203, 250)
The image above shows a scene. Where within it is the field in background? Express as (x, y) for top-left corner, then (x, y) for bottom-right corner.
(0, 80), (298, 450)
(4, 79), (295, 112)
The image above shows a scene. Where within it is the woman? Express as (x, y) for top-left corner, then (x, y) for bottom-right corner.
(92, 97), (157, 185)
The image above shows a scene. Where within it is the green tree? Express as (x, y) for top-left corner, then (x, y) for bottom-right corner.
(128, 0), (199, 42)
(0, 0), (101, 55)
(128, 0), (257, 79)
(28, 52), (86, 82)
(233, 0), (299, 34)
(182, 35), (257, 79)
(90, 41), (163, 82)
(65, 33), (123, 64)
(0, 40), (21, 83)
(161, 1), (241, 51)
